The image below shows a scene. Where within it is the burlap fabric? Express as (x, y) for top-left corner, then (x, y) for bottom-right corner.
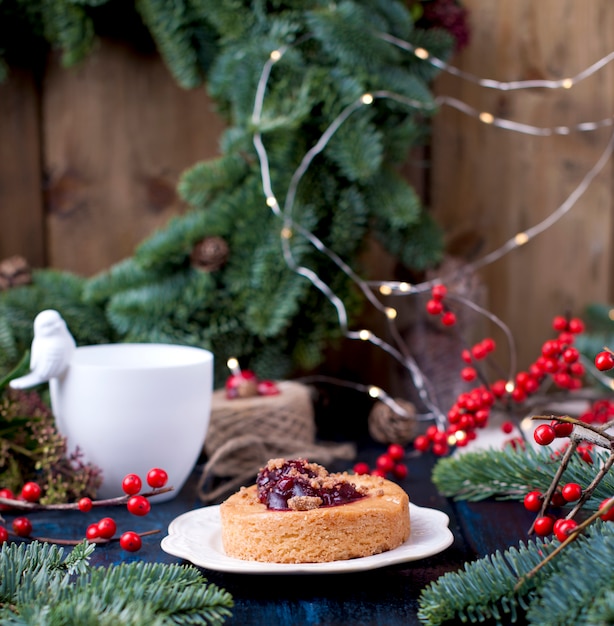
(198, 381), (356, 502)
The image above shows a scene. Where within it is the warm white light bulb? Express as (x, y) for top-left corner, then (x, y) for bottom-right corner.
(361, 93), (374, 105)
(359, 329), (371, 341)
(414, 47), (429, 60)
(514, 232), (529, 246)
(379, 284), (392, 296)
(368, 385), (381, 398)
(479, 112), (495, 124)
(385, 307), (397, 320)
(270, 50), (282, 62)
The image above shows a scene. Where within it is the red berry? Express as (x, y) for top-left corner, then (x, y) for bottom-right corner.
(432, 442), (449, 456)
(501, 421), (514, 434)
(146, 468), (168, 489)
(481, 337), (496, 353)
(599, 498), (614, 521)
(370, 468), (386, 478)
(461, 367), (477, 382)
(595, 351), (614, 371)
(78, 497), (93, 513)
(491, 380), (507, 398)
(0, 488), (15, 511)
(413, 435), (430, 452)
(561, 482), (582, 503)
(534, 424), (556, 446)
(562, 347), (579, 364)
(387, 443), (405, 461)
(568, 318), (585, 334)
(471, 343), (487, 360)
(552, 315), (568, 331)
(0, 526), (8, 544)
(431, 284), (447, 300)
(461, 349), (472, 363)
(257, 380), (280, 396)
(441, 311), (457, 326)
(97, 517), (117, 539)
(20, 482), (42, 503)
(122, 474), (142, 495)
(85, 523), (100, 540)
(353, 462), (370, 475)
(127, 495), (151, 516)
(376, 454), (395, 474)
(119, 531), (142, 552)
(533, 516), (554, 536)
(551, 419), (573, 438)
(12, 516), (32, 537)
(553, 518), (578, 542)
(426, 299), (443, 315)
(393, 463), (408, 479)
(523, 490), (543, 513)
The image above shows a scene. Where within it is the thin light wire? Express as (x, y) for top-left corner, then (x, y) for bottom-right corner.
(248, 34), (614, 427)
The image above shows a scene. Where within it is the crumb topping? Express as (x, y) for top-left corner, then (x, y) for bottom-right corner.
(287, 495), (323, 511)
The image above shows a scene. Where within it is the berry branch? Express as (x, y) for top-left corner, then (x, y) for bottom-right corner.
(0, 467), (172, 553)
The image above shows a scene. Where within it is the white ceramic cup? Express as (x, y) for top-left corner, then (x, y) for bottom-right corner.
(49, 343), (213, 501)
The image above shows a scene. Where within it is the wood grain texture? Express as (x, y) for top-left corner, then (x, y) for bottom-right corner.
(0, 67), (45, 268)
(430, 0), (614, 369)
(42, 38), (226, 276)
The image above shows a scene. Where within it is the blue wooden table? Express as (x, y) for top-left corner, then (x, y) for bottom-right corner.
(7, 445), (534, 625)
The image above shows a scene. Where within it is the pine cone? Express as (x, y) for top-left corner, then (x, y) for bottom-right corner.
(368, 398), (417, 445)
(0, 255), (32, 290)
(190, 237), (229, 272)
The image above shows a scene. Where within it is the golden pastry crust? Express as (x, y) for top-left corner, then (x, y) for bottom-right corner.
(220, 472), (410, 563)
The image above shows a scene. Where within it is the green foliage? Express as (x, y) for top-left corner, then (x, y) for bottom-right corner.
(431, 445), (614, 509)
(0, 540), (233, 624)
(418, 522), (614, 625)
(0, 0), (454, 384)
(0, 270), (113, 375)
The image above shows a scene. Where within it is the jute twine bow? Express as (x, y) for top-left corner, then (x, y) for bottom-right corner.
(197, 381), (356, 503)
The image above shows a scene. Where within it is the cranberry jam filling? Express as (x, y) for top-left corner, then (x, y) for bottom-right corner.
(256, 458), (365, 510)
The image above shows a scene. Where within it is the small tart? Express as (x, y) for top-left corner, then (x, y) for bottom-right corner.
(220, 471), (410, 563)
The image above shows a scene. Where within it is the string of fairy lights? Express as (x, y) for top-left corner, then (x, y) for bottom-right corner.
(249, 25), (614, 428)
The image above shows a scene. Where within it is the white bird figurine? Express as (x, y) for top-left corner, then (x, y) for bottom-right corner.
(9, 309), (76, 389)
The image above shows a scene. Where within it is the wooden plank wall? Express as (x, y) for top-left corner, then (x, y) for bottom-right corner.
(0, 0), (613, 375)
(430, 0), (614, 369)
(0, 38), (226, 277)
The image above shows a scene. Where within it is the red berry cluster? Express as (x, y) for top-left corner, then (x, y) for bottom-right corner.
(225, 368), (280, 399)
(579, 398), (614, 425)
(533, 418), (594, 464)
(525, 416), (614, 541)
(416, 312), (587, 455)
(353, 444), (408, 480)
(413, 425), (462, 457)
(425, 284), (456, 326)
(0, 468), (169, 553)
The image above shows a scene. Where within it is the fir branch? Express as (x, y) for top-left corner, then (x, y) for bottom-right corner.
(0, 541), (233, 625)
(431, 445), (614, 508)
(525, 522), (614, 625)
(417, 536), (556, 625)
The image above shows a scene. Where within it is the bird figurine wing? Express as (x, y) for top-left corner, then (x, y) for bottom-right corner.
(9, 310), (76, 389)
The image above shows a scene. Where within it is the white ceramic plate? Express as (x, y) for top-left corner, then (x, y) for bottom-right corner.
(161, 502), (454, 574)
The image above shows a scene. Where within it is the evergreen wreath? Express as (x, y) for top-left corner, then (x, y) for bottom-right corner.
(0, 0), (464, 386)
